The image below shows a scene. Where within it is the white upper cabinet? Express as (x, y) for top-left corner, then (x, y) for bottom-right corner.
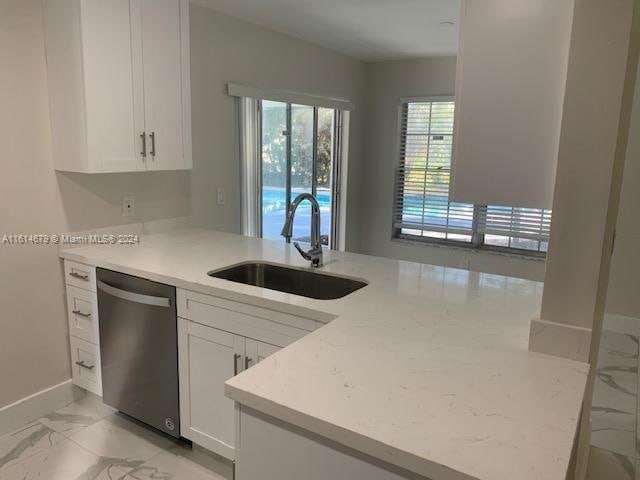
(43, 0), (192, 173)
(451, 0), (574, 209)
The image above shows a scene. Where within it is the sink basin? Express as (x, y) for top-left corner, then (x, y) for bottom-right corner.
(208, 262), (367, 300)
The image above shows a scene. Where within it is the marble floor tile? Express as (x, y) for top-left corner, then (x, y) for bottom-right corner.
(591, 405), (636, 458)
(0, 404), (232, 480)
(600, 331), (639, 358)
(39, 395), (116, 436)
(0, 422), (65, 472)
(123, 450), (229, 480)
(68, 414), (175, 467)
(596, 366), (638, 396)
(598, 348), (640, 370)
(592, 370), (637, 416)
(590, 329), (640, 461)
(166, 443), (233, 479)
(0, 438), (129, 480)
(591, 425), (637, 458)
(586, 446), (635, 480)
(636, 407), (640, 459)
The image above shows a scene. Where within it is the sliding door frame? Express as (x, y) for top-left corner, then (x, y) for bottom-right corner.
(256, 100), (343, 249)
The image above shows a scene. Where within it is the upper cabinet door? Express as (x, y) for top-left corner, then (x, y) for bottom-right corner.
(139, 0), (189, 171)
(81, 0), (143, 173)
(451, 0), (574, 209)
(43, 0), (191, 173)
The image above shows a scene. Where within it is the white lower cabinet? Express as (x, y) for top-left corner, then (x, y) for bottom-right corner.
(178, 317), (282, 460)
(69, 336), (102, 396)
(176, 288), (323, 461)
(178, 319), (244, 459)
(245, 338), (281, 368)
(66, 285), (99, 344)
(60, 271), (316, 461)
(63, 260), (102, 397)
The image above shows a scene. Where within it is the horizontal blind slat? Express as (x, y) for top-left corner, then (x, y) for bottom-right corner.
(392, 100), (551, 251)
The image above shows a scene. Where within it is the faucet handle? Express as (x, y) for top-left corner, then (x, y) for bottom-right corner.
(293, 242), (313, 261)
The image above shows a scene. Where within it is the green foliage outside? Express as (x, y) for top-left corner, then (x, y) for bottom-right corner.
(261, 102), (334, 190)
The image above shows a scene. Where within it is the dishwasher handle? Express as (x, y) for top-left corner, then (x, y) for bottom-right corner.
(97, 280), (172, 308)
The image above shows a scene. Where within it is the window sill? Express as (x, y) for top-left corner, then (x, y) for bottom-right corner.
(390, 236), (547, 262)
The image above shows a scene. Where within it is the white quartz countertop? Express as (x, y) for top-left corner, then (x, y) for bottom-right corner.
(59, 228), (588, 480)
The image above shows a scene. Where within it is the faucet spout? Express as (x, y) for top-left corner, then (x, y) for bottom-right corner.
(281, 193), (323, 267)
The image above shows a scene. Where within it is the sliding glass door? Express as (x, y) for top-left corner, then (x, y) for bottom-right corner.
(260, 101), (340, 248)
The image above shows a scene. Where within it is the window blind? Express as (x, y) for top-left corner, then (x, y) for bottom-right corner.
(393, 100), (475, 239)
(477, 206), (552, 241)
(392, 98), (552, 254)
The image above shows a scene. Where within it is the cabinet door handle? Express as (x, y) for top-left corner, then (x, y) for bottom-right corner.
(75, 360), (95, 370)
(233, 353), (241, 376)
(150, 131), (156, 158)
(72, 310), (91, 318)
(140, 131), (147, 158)
(69, 272), (89, 281)
(245, 356), (252, 370)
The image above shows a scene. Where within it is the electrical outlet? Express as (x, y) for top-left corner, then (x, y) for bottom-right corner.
(216, 188), (226, 206)
(122, 196), (135, 217)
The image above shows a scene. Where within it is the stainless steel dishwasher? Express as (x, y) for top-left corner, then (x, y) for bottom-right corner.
(96, 268), (180, 438)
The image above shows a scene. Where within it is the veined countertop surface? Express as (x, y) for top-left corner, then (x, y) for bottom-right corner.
(59, 228), (589, 480)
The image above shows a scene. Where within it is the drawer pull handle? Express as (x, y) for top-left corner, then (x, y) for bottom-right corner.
(140, 131), (147, 158)
(233, 353), (241, 376)
(245, 356), (252, 370)
(75, 360), (95, 370)
(72, 310), (92, 318)
(98, 280), (171, 308)
(69, 272), (89, 281)
(150, 131), (156, 158)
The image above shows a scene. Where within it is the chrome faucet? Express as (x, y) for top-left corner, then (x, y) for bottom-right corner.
(280, 193), (323, 268)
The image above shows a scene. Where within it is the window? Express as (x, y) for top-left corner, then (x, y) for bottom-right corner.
(393, 99), (551, 255)
(241, 98), (343, 249)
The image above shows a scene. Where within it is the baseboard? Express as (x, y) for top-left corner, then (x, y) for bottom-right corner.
(603, 313), (640, 337)
(0, 380), (84, 436)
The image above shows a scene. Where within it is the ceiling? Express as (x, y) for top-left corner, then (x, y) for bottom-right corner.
(191, 0), (461, 62)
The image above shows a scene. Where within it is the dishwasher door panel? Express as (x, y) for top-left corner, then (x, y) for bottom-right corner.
(97, 268), (179, 438)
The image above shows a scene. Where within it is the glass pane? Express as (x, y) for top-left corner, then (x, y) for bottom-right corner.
(396, 101), (471, 243)
(446, 233), (472, 242)
(290, 104), (314, 243)
(510, 237), (540, 251)
(484, 234), (510, 248)
(261, 101), (287, 240)
(317, 108), (334, 246)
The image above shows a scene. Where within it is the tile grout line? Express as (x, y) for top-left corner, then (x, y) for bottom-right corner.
(64, 432), (133, 479)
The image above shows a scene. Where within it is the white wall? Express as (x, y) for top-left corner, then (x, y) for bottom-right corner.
(358, 57), (546, 281)
(606, 61), (640, 320)
(189, 4), (367, 251)
(0, 0), (191, 408)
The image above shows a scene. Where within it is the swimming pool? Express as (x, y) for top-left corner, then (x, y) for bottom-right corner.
(262, 187), (332, 242)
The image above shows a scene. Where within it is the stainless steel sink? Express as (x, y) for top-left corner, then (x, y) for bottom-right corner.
(207, 262), (367, 300)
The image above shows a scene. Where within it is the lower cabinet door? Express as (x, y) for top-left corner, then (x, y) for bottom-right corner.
(178, 318), (244, 460)
(244, 339), (281, 370)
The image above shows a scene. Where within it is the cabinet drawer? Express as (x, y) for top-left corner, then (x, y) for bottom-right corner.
(178, 290), (318, 348)
(66, 286), (99, 343)
(69, 336), (102, 396)
(64, 261), (96, 291)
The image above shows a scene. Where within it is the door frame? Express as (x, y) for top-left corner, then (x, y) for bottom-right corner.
(257, 100), (345, 250)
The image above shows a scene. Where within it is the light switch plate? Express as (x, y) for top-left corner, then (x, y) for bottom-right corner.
(122, 196), (135, 216)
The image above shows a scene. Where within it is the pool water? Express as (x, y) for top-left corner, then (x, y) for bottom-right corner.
(262, 187), (332, 243)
